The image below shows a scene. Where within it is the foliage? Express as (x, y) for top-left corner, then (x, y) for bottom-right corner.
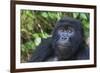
(20, 10), (89, 62)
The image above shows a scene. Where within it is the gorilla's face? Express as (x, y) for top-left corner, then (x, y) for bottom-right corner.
(52, 17), (83, 60)
(57, 25), (75, 48)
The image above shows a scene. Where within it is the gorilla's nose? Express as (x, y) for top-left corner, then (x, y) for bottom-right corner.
(63, 37), (68, 40)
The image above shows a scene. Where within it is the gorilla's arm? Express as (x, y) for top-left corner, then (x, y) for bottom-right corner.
(28, 37), (54, 62)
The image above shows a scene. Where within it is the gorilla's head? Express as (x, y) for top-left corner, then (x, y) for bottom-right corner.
(52, 17), (83, 60)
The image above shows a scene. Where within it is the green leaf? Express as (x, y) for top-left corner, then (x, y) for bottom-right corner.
(41, 12), (48, 18)
(80, 13), (87, 20)
(32, 33), (39, 38)
(34, 37), (41, 46)
(73, 13), (79, 18)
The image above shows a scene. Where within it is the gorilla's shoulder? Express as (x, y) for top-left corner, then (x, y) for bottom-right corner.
(40, 37), (52, 45)
(28, 37), (53, 62)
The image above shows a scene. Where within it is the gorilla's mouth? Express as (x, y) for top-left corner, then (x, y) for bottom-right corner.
(57, 44), (71, 49)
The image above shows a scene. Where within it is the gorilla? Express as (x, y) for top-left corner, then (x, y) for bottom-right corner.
(28, 17), (89, 62)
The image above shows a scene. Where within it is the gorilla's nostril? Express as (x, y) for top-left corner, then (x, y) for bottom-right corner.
(62, 37), (67, 40)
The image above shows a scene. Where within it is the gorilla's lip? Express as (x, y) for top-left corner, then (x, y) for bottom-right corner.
(58, 45), (70, 48)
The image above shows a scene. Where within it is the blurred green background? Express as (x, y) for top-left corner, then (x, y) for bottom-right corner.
(20, 10), (90, 63)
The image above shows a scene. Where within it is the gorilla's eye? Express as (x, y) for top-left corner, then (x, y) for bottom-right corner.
(67, 29), (72, 33)
(57, 26), (74, 35)
(66, 27), (73, 33)
(57, 27), (65, 32)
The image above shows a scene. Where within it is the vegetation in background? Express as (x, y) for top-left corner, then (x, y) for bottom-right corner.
(20, 10), (90, 62)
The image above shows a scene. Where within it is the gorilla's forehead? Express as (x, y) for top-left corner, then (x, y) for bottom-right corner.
(58, 17), (80, 22)
(56, 17), (82, 30)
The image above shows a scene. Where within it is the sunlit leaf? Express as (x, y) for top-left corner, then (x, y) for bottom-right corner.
(80, 13), (87, 20)
(34, 37), (41, 46)
(73, 13), (79, 18)
(41, 12), (48, 18)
